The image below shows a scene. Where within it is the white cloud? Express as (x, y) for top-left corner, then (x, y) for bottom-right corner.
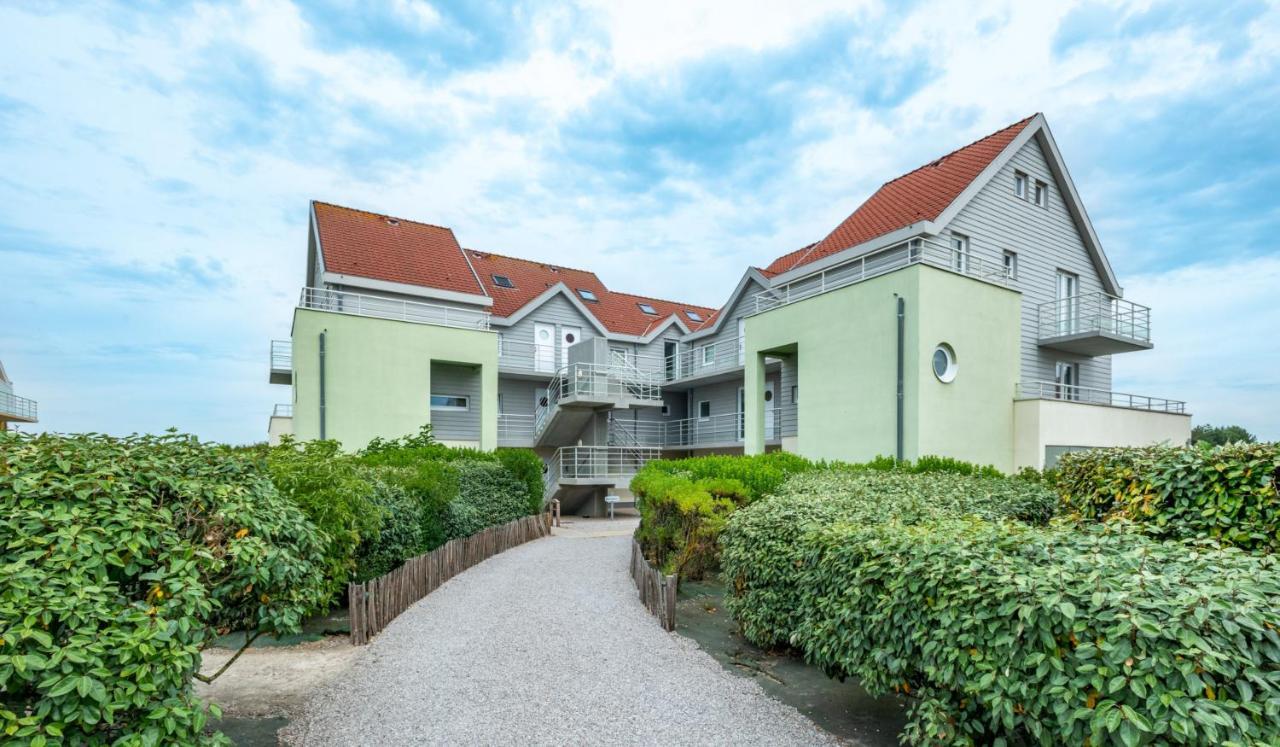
(1113, 255), (1280, 440)
(390, 0), (441, 31)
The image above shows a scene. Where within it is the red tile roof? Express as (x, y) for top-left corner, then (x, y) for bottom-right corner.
(467, 249), (716, 336)
(313, 201), (486, 297)
(766, 114), (1036, 276)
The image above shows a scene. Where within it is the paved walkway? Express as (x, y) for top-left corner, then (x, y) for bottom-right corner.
(282, 519), (839, 746)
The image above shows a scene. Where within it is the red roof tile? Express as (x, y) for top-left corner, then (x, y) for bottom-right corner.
(313, 202), (487, 297)
(466, 249), (716, 336)
(767, 115), (1036, 276)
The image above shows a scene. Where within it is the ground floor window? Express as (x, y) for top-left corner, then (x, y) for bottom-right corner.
(430, 394), (469, 411)
(698, 400), (711, 419)
(1054, 362), (1078, 400)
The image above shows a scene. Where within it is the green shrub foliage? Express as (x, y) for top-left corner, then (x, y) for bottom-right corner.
(791, 520), (1280, 745)
(0, 432), (326, 746)
(443, 461), (532, 540)
(721, 470), (1056, 648)
(1058, 442), (1280, 552)
(495, 447), (545, 513)
(353, 472), (431, 582)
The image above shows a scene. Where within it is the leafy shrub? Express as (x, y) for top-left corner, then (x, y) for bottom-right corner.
(443, 461), (532, 539)
(0, 431), (326, 746)
(266, 438), (381, 601)
(359, 461), (459, 552)
(721, 470), (1056, 647)
(1058, 442), (1280, 552)
(631, 453), (817, 578)
(791, 519), (1280, 745)
(353, 473), (431, 582)
(495, 447), (545, 513)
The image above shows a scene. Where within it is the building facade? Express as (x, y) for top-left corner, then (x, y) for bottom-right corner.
(268, 114), (1190, 513)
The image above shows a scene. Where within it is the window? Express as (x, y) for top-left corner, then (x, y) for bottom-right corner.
(610, 347), (630, 366)
(491, 274), (515, 288)
(951, 233), (970, 273)
(1034, 180), (1048, 208)
(791, 385), (798, 404)
(932, 343), (957, 383)
(637, 302), (658, 315)
(701, 345), (715, 366)
(577, 288), (598, 302)
(1014, 171), (1028, 199)
(1054, 362), (1078, 400)
(661, 404), (670, 416)
(1002, 250), (1018, 280)
(1056, 270), (1079, 335)
(496, 332), (504, 357)
(698, 400), (711, 420)
(685, 310), (704, 322)
(430, 394), (469, 411)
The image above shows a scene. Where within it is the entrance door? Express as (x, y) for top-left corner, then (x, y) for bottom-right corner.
(560, 326), (581, 368)
(763, 380), (776, 436)
(534, 324), (555, 373)
(664, 340), (677, 381)
(1056, 271), (1078, 335)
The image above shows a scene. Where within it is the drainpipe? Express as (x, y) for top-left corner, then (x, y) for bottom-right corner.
(895, 295), (905, 463)
(319, 330), (327, 440)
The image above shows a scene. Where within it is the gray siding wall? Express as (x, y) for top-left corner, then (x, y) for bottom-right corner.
(496, 293), (599, 373)
(945, 137), (1113, 391)
(778, 355), (798, 437)
(430, 362), (481, 441)
(685, 278), (767, 367)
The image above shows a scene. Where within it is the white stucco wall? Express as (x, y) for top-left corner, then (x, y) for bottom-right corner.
(1013, 399), (1192, 470)
(267, 415), (294, 446)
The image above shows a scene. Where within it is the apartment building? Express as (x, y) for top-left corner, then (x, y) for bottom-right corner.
(268, 113), (1190, 513)
(0, 359), (38, 431)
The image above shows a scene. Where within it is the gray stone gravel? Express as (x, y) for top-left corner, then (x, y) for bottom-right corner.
(282, 527), (841, 746)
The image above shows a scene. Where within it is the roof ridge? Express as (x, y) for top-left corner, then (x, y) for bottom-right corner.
(879, 113), (1038, 189)
(312, 200), (458, 234)
(609, 289), (716, 311)
(464, 247), (601, 279)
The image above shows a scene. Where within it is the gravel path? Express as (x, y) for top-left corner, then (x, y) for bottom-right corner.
(282, 522), (841, 746)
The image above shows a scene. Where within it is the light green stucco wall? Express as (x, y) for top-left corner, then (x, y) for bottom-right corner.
(291, 309), (499, 451)
(744, 264), (1020, 471)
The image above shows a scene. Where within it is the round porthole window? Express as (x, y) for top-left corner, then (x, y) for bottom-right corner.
(933, 344), (957, 383)
(764, 390), (774, 402)
(565, 333), (576, 344)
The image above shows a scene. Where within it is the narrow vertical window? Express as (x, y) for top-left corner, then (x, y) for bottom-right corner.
(1034, 180), (1048, 207)
(1014, 171), (1027, 199)
(1002, 250), (1018, 280)
(1054, 362), (1078, 401)
(951, 233), (970, 274)
(1056, 270), (1079, 335)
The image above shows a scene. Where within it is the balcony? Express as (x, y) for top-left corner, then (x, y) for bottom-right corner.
(749, 236), (1013, 315)
(299, 287), (491, 331)
(273, 403), (294, 417)
(554, 446), (663, 485)
(608, 408), (786, 450)
(1037, 293), (1152, 356)
(534, 362), (663, 444)
(270, 340), (292, 384)
(1015, 381), (1185, 413)
(498, 413), (535, 446)
(0, 390), (38, 424)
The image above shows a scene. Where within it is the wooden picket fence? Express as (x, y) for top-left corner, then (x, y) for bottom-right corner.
(348, 513), (552, 645)
(630, 538), (678, 631)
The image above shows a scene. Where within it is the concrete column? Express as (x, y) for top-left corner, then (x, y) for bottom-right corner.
(479, 360), (498, 451)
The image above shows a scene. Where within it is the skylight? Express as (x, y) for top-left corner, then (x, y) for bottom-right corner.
(577, 288), (598, 302)
(492, 274), (514, 288)
(638, 302), (657, 315)
(685, 310), (703, 322)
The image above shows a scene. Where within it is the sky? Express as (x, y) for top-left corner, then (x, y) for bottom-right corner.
(1, 0), (1278, 444)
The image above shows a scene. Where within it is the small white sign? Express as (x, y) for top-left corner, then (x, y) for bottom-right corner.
(604, 494), (620, 503)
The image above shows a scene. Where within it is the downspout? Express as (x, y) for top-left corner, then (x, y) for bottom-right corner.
(895, 295), (905, 463)
(319, 330), (327, 440)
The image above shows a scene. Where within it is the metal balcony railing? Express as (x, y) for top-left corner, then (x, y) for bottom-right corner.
(1037, 293), (1151, 344)
(1016, 381), (1186, 413)
(749, 236), (1012, 315)
(498, 413), (536, 445)
(533, 362), (663, 437)
(0, 390), (38, 422)
(272, 403), (293, 417)
(556, 446), (663, 481)
(608, 408), (786, 448)
(270, 340), (292, 370)
(299, 287), (491, 330)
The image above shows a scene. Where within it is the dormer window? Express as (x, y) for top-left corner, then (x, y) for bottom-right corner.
(1034, 180), (1048, 208)
(685, 310), (703, 322)
(638, 302), (657, 315)
(577, 288), (598, 302)
(492, 274), (514, 288)
(1014, 171), (1028, 199)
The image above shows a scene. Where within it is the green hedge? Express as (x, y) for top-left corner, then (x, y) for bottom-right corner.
(496, 447), (545, 513)
(790, 520), (1280, 745)
(632, 453), (817, 577)
(443, 461), (532, 540)
(721, 470), (1056, 648)
(0, 432), (327, 746)
(1058, 442), (1280, 552)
